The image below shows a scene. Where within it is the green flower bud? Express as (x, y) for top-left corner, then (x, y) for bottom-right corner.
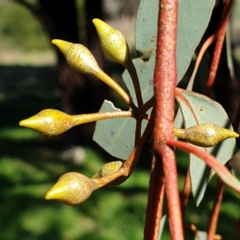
(52, 39), (100, 75)
(91, 160), (126, 186)
(92, 161), (123, 178)
(45, 172), (94, 205)
(52, 39), (135, 108)
(92, 18), (130, 66)
(174, 123), (239, 147)
(19, 109), (133, 136)
(19, 109), (75, 136)
(92, 19), (143, 107)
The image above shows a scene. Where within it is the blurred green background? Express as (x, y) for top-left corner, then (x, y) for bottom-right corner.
(0, 0), (240, 239)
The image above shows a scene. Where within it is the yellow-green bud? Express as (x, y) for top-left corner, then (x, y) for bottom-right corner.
(19, 109), (75, 136)
(92, 161), (123, 178)
(91, 160), (126, 186)
(45, 172), (94, 205)
(92, 18), (130, 66)
(52, 39), (134, 108)
(52, 39), (100, 75)
(174, 123), (239, 147)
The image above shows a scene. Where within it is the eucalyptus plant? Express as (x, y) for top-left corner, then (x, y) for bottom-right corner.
(19, 0), (240, 239)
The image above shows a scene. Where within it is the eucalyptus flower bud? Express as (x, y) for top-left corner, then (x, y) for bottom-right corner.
(92, 161), (123, 178)
(92, 18), (130, 66)
(19, 109), (133, 136)
(91, 160), (126, 186)
(174, 123), (239, 147)
(19, 109), (75, 136)
(92, 19), (143, 107)
(52, 39), (135, 108)
(52, 39), (100, 75)
(45, 172), (94, 205)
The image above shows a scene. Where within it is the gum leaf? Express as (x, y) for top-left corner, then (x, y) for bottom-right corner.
(93, 100), (148, 159)
(175, 89), (237, 206)
(135, 0), (215, 82)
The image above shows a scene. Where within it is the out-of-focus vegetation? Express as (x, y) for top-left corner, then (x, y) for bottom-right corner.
(0, 0), (55, 65)
(0, 0), (50, 51)
(0, 0), (240, 239)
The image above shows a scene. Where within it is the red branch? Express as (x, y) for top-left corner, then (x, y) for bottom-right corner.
(207, 180), (224, 240)
(150, 0), (184, 239)
(154, 1), (177, 139)
(168, 139), (240, 194)
(160, 146), (184, 239)
(204, 1), (233, 237)
(205, 0), (232, 96)
(144, 156), (165, 240)
(181, 163), (191, 217)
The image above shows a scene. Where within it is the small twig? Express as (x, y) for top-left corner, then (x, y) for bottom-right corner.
(207, 180), (224, 240)
(135, 119), (142, 146)
(167, 139), (240, 194)
(123, 115), (154, 175)
(144, 155), (165, 240)
(73, 110), (133, 125)
(125, 60), (144, 107)
(205, 0), (232, 96)
(188, 34), (217, 90)
(95, 69), (137, 109)
(133, 96), (154, 121)
(181, 163), (191, 217)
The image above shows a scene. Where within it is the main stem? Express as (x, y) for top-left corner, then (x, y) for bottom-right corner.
(146, 0), (184, 239)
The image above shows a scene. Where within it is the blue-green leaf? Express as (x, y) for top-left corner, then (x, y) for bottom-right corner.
(175, 89), (237, 206)
(135, 0), (215, 82)
(93, 100), (148, 159)
(122, 52), (155, 106)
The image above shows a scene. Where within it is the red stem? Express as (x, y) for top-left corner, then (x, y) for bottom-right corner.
(150, 0), (184, 239)
(188, 34), (217, 90)
(204, 2), (233, 237)
(181, 163), (191, 217)
(144, 156), (165, 240)
(161, 146), (184, 239)
(205, 0), (232, 96)
(168, 139), (240, 194)
(207, 180), (224, 240)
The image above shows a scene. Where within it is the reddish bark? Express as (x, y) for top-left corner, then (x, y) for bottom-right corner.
(144, 0), (184, 239)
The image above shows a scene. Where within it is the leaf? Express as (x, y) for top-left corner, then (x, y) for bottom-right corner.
(93, 100), (148, 160)
(122, 52), (155, 106)
(159, 215), (167, 239)
(175, 89), (237, 205)
(135, 0), (158, 54)
(135, 0), (215, 82)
